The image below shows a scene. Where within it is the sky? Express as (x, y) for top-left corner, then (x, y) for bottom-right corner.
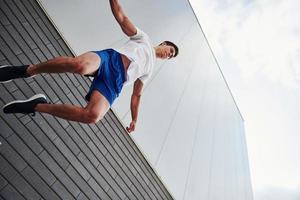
(189, 0), (300, 199)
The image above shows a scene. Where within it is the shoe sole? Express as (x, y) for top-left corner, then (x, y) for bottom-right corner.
(0, 65), (36, 83)
(2, 94), (47, 111)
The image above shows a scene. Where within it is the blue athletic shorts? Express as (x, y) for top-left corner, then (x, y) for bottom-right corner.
(85, 49), (126, 105)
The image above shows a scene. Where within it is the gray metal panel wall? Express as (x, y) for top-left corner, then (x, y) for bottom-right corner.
(0, 0), (173, 199)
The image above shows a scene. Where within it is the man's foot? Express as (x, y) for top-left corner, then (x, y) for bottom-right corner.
(0, 65), (32, 83)
(3, 94), (47, 115)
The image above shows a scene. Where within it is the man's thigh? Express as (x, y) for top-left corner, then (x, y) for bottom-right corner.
(85, 90), (110, 120)
(76, 52), (101, 76)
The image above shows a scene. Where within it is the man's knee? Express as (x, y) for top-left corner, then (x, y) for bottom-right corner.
(72, 58), (87, 75)
(82, 109), (104, 124)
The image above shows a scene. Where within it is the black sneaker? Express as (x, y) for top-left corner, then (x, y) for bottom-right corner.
(3, 94), (47, 115)
(0, 65), (32, 83)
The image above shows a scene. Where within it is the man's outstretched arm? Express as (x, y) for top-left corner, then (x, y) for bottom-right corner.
(126, 79), (144, 133)
(109, 0), (137, 37)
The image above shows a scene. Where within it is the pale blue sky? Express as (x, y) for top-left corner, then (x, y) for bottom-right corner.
(190, 0), (300, 199)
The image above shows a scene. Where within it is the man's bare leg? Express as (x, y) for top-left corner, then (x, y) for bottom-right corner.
(35, 90), (110, 123)
(0, 52), (101, 83)
(26, 52), (101, 76)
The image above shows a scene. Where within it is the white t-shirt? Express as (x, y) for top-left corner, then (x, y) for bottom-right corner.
(116, 27), (156, 86)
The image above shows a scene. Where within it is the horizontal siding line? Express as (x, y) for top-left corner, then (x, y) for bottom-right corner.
(0, 1), (53, 64)
(1, 97), (78, 200)
(18, 0), (67, 57)
(0, 151), (42, 199)
(98, 115), (161, 199)
(106, 112), (168, 197)
(107, 112), (172, 196)
(0, 113), (63, 200)
(0, 163), (28, 200)
(34, 0), (76, 56)
(6, 0), (57, 60)
(95, 120), (157, 199)
(29, 0), (62, 41)
(107, 111), (173, 199)
(102, 117), (164, 200)
(19, 114), (33, 126)
(1, 82), (101, 199)
(0, 173), (8, 191)
(15, 52), (24, 56)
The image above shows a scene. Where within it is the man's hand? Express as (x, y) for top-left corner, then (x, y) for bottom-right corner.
(126, 121), (136, 133)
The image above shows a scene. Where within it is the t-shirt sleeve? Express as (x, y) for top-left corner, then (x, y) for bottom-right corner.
(130, 27), (147, 40)
(138, 72), (152, 85)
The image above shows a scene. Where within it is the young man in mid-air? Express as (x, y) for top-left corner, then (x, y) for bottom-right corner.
(1, 0), (179, 133)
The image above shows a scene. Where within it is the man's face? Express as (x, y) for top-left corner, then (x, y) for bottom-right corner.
(156, 44), (176, 59)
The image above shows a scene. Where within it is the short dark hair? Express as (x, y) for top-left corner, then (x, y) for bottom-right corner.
(160, 41), (179, 58)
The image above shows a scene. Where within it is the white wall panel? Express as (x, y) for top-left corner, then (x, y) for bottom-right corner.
(39, 0), (253, 199)
(154, 25), (209, 199)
